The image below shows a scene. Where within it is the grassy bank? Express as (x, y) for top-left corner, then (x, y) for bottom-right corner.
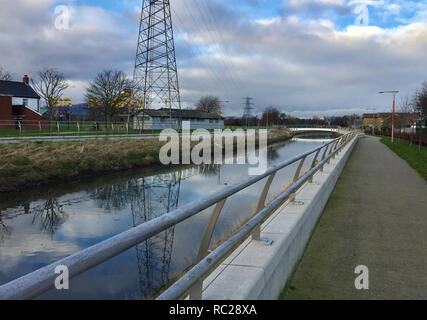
(380, 136), (427, 180)
(0, 129), (293, 192)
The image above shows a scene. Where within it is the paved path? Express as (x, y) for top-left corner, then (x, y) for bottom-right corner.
(283, 136), (427, 300)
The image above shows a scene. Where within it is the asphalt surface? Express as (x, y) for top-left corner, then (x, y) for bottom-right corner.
(283, 136), (427, 300)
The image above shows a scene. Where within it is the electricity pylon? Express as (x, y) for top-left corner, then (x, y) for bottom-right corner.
(243, 97), (255, 127)
(133, 0), (182, 129)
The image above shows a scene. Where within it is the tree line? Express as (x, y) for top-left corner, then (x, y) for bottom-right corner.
(2, 65), (426, 125)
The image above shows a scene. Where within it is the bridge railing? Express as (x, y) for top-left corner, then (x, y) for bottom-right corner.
(0, 131), (357, 300)
(287, 125), (341, 129)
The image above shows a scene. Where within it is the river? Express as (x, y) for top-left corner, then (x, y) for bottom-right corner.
(0, 132), (335, 299)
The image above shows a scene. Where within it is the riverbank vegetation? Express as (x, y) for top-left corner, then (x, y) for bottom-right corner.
(0, 129), (293, 192)
(380, 136), (427, 180)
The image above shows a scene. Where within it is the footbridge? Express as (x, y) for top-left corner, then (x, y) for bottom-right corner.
(288, 126), (342, 134)
(0, 131), (363, 300)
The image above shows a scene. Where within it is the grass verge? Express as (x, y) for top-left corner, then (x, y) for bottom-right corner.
(0, 129), (294, 192)
(379, 136), (427, 180)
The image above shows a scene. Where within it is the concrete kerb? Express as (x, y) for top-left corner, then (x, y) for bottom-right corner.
(201, 134), (362, 300)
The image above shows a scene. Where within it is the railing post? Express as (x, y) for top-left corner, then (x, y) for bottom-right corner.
(293, 155), (307, 183)
(327, 141), (337, 164)
(251, 172), (276, 241)
(196, 199), (227, 262)
(320, 145), (329, 172)
(309, 149), (321, 183)
(290, 155), (307, 204)
(190, 199), (227, 300)
(332, 139), (341, 159)
(77, 122), (80, 135)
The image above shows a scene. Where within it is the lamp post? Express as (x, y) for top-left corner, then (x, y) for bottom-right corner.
(218, 100), (230, 122)
(379, 91), (399, 142)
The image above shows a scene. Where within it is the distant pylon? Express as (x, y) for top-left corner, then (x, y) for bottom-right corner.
(133, 0), (181, 129)
(243, 97), (254, 127)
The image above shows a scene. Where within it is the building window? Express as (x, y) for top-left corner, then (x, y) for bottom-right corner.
(23, 98), (28, 106)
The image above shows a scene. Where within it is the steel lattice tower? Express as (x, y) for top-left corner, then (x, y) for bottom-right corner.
(243, 97), (254, 127)
(133, 0), (181, 128)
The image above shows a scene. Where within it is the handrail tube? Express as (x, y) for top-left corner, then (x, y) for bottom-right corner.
(0, 134), (351, 300)
(157, 134), (355, 300)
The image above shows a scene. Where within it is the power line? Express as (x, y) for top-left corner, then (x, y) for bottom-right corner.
(200, 0), (246, 89)
(170, 6), (234, 100)
(186, 0), (243, 94)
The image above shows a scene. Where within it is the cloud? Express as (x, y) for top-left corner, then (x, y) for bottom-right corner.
(0, 0), (426, 117)
(283, 0), (353, 17)
(0, 0), (136, 99)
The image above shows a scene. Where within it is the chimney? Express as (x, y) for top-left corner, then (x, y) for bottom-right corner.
(23, 75), (29, 85)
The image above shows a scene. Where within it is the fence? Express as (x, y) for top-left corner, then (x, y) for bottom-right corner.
(0, 120), (145, 137)
(366, 126), (427, 147)
(0, 131), (357, 300)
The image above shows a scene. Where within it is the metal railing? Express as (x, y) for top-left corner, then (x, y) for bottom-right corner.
(0, 120), (144, 137)
(287, 125), (341, 129)
(0, 132), (357, 300)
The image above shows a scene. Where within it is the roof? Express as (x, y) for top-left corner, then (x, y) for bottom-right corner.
(0, 80), (40, 99)
(363, 112), (419, 118)
(142, 108), (220, 120)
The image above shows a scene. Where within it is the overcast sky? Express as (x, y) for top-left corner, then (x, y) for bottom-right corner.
(1, 0), (426, 117)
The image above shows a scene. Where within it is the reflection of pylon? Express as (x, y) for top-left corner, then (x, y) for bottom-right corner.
(133, 0), (181, 129)
(131, 174), (181, 299)
(90, 165), (220, 299)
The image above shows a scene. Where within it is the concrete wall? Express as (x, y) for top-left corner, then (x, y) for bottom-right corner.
(201, 134), (361, 300)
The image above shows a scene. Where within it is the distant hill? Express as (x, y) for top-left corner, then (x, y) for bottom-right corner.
(39, 103), (88, 117)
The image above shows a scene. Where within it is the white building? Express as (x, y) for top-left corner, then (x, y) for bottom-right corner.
(134, 108), (225, 130)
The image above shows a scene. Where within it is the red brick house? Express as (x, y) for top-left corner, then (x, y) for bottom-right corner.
(0, 75), (48, 130)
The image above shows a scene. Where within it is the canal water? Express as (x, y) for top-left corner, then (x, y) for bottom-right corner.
(0, 132), (335, 299)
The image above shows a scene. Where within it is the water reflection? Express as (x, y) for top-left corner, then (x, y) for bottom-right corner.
(31, 198), (68, 236)
(0, 135), (334, 299)
(0, 210), (11, 245)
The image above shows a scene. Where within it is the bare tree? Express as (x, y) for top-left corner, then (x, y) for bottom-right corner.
(195, 96), (221, 114)
(398, 95), (416, 114)
(31, 68), (69, 120)
(86, 70), (135, 125)
(261, 106), (281, 126)
(413, 82), (427, 120)
(0, 67), (12, 81)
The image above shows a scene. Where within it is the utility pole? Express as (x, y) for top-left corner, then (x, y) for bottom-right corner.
(379, 91), (399, 142)
(133, 0), (182, 130)
(218, 100), (230, 122)
(243, 97), (254, 128)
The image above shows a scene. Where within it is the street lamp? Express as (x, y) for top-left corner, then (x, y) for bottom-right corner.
(218, 100), (230, 122)
(379, 91), (399, 142)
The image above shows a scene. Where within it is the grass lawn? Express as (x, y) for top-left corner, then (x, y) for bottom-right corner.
(379, 136), (427, 180)
(0, 128), (293, 192)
